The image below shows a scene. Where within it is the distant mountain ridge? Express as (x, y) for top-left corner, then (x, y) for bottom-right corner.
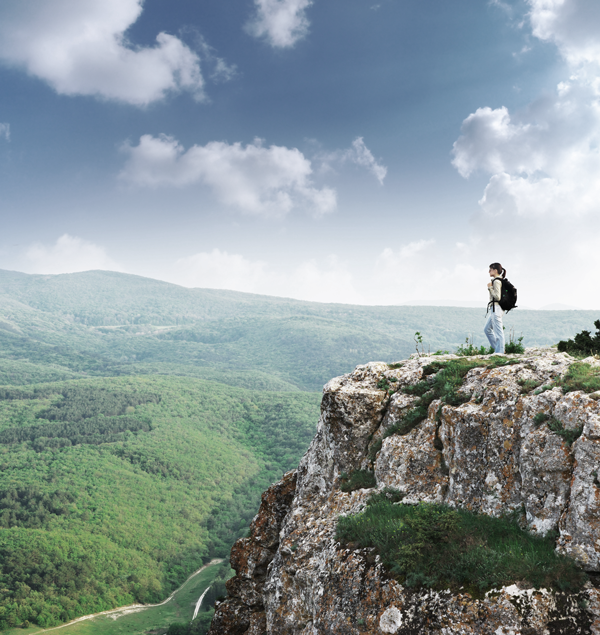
(0, 268), (598, 391)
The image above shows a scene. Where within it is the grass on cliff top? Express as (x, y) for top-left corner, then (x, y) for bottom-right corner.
(558, 362), (600, 394)
(336, 500), (587, 595)
(384, 357), (519, 438)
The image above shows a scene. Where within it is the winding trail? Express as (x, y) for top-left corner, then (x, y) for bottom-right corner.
(36, 558), (223, 633)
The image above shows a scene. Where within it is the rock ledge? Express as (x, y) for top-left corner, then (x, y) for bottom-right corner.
(209, 349), (600, 634)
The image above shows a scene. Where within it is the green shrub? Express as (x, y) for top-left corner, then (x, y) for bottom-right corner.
(336, 499), (587, 593)
(558, 363), (600, 394)
(377, 376), (398, 395)
(402, 380), (431, 397)
(456, 337), (494, 357)
(547, 417), (583, 446)
(533, 412), (550, 427)
(340, 470), (377, 493)
(557, 320), (600, 356)
(505, 333), (525, 354)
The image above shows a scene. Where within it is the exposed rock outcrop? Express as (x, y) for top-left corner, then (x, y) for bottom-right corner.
(209, 349), (600, 634)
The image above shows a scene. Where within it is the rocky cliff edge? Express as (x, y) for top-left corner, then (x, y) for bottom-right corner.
(208, 349), (600, 635)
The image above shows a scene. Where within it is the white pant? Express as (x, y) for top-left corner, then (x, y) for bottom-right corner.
(484, 307), (505, 353)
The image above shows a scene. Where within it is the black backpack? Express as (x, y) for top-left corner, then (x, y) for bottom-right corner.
(497, 278), (518, 312)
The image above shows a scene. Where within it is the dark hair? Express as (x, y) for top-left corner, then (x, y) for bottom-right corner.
(489, 262), (505, 278)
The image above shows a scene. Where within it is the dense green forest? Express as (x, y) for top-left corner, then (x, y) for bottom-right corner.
(0, 376), (319, 629)
(0, 269), (597, 631)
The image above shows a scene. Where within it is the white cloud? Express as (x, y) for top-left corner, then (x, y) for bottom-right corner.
(449, 0), (600, 308)
(318, 137), (388, 184)
(173, 249), (360, 304)
(528, 0), (600, 65)
(0, 123), (10, 141)
(246, 0), (313, 48)
(120, 134), (337, 217)
(0, 0), (205, 105)
(452, 2), (600, 221)
(342, 137), (387, 184)
(23, 234), (122, 274)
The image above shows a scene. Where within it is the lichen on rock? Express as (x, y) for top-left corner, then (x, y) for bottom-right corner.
(208, 349), (600, 634)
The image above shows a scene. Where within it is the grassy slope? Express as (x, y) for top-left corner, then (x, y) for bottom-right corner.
(3, 561), (224, 635)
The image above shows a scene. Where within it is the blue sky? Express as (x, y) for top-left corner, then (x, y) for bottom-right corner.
(0, 0), (598, 308)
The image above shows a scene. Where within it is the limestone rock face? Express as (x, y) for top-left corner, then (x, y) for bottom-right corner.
(208, 350), (600, 635)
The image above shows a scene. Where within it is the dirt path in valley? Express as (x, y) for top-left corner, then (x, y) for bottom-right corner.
(36, 558), (224, 633)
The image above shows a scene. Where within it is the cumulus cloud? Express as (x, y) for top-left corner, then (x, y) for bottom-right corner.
(452, 2), (600, 221)
(23, 234), (122, 274)
(173, 249), (360, 304)
(0, 0), (206, 105)
(120, 134), (337, 217)
(528, 0), (600, 65)
(246, 0), (313, 48)
(449, 0), (600, 307)
(318, 137), (387, 184)
(0, 123), (10, 141)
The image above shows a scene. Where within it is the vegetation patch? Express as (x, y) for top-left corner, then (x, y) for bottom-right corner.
(385, 359), (489, 438)
(533, 412), (582, 445)
(558, 320), (600, 357)
(376, 376), (398, 395)
(456, 337), (494, 357)
(336, 499), (587, 594)
(533, 412), (550, 426)
(165, 561), (233, 635)
(547, 417), (583, 446)
(340, 469), (377, 492)
(505, 332), (525, 354)
(0, 487), (76, 529)
(518, 378), (543, 394)
(558, 363), (600, 394)
(367, 438), (383, 463)
(0, 414), (154, 450)
(36, 385), (161, 421)
(386, 356), (524, 438)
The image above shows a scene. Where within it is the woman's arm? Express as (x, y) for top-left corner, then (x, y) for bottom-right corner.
(490, 278), (502, 302)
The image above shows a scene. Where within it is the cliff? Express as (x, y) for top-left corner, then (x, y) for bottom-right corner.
(208, 349), (600, 634)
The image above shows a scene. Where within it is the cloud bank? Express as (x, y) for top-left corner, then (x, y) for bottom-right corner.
(246, 0), (313, 48)
(0, 0), (205, 105)
(450, 0), (600, 306)
(170, 241), (484, 307)
(23, 234), (122, 274)
(0, 123), (9, 141)
(120, 134), (337, 217)
(173, 249), (360, 304)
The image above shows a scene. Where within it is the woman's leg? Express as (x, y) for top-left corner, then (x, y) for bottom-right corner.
(492, 312), (505, 353)
(484, 313), (497, 350)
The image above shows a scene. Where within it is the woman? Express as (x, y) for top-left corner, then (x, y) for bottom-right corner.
(485, 263), (505, 354)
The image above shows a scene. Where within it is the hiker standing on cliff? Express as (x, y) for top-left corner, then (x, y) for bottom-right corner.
(485, 263), (505, 354)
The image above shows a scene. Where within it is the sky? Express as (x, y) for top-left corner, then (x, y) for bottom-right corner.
(0, 0), (599, 309)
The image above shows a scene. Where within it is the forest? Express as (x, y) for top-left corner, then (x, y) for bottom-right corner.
(0, 376), (319, 629)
